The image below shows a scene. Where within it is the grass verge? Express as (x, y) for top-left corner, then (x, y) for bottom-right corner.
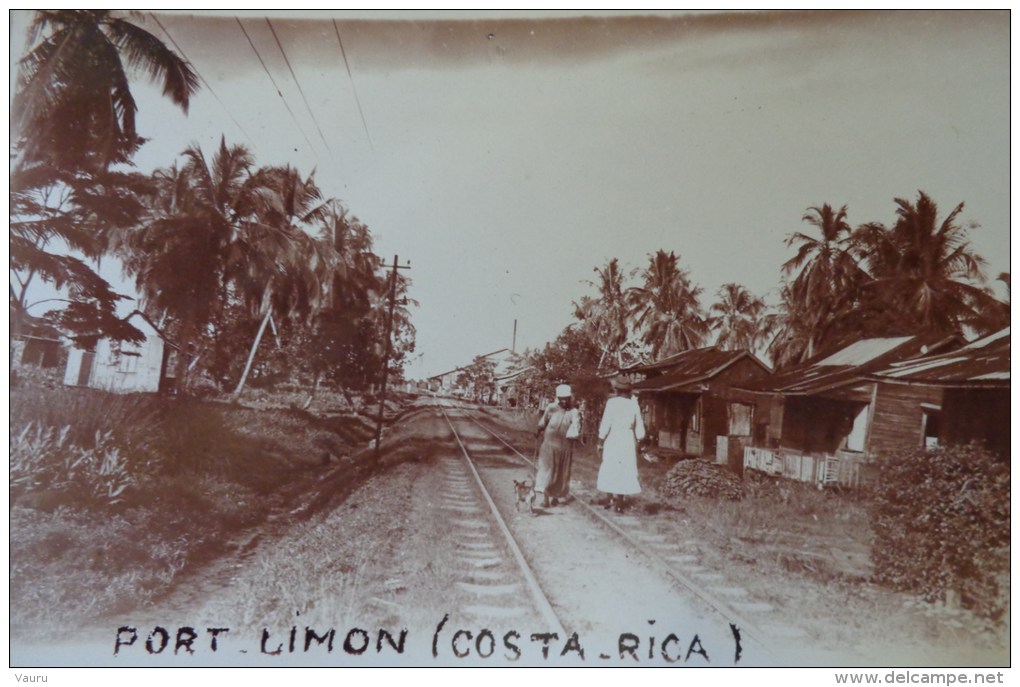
(9, 385), (379, 638)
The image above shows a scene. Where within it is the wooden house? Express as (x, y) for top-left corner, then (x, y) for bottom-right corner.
(63, 311), (172, 394)
(870, 328), (1009, 459)
(624, 347), (772, 463)
(733, 334), (969, 487)
(11, 309), (64, 370)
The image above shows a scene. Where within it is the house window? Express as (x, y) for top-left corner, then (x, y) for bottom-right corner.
(728, 403), (753, 436)
(116, 342), (142, 374)
(118, 353), (140, 373)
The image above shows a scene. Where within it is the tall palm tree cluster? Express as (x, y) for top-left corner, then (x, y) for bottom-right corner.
(540, 194), (1006, 386)
(10, 11), (413, 394)
(772, 198), (1008, 368)
(570, 251), (720, 371)
(567, 251), (774, 375)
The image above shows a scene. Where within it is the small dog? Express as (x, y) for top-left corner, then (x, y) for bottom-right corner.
(513, 478), (536, 514)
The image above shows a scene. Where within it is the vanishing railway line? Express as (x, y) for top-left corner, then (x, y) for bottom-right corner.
(433, 398), (788, 665)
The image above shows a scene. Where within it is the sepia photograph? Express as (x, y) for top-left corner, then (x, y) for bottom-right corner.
(8, 9), (1011, 674)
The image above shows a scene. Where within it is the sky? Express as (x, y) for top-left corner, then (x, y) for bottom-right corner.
(10, 10), (1012, 379)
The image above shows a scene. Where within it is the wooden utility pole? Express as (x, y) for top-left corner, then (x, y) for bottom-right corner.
(374, 254), (411, 455)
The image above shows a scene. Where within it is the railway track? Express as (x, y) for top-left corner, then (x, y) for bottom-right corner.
(434, 398), (785, 665)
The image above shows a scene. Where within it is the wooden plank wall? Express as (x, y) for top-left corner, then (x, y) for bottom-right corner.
(703, 357), (770, 458)
(867, 382), (943, 456)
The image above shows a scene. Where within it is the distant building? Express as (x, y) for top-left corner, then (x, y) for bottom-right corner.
(493, 365), (534, 407)
(63, 311), (172, 394)
(428, 348), (518, 399)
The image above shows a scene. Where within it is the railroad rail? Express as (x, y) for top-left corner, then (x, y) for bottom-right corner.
(434, 398), (778, 662)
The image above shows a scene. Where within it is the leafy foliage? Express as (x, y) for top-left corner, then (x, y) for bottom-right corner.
(628, 250), (709, 359)
(12, 10), (197, 173)
(10, 423), (134, 507)
(771, 195), (1007, 368)
(708, 282), (774, 356)
(572, 258), (633, 370)
(10, 164), (151, 345)
(10, 10), (195, 345)
(869, 443), (1009, 621)
(456, 356), (498, 402)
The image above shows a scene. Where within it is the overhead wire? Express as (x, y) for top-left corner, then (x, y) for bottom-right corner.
(264, 17), (334, 157)
(149, 12), (256, 149)
(234, 16), (318, 159)
(332, 19), (374, 152)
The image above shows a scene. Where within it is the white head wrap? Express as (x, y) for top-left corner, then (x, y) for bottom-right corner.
(555, 384), (572, 398)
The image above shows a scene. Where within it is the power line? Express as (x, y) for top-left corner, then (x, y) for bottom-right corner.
(264, 17), (334, 157)
(149, 13), (255, 148)
(234, 16), (317, 159)
(332, 19), (374, 152)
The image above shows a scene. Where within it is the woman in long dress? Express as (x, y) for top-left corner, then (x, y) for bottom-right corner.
(534, 384), (581, 508)
(596, 377), (646, 513)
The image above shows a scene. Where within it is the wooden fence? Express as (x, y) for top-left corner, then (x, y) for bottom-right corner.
(743, 446), (869, 490)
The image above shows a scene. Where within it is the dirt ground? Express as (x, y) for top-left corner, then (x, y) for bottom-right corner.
(11, 398), (1008, 668)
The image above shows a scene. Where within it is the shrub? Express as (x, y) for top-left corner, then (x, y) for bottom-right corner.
(10, 423), (134, 508)
(869, 443), (1009, 621)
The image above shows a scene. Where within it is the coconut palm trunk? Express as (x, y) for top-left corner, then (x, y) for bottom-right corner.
(233, 308), (273, 397)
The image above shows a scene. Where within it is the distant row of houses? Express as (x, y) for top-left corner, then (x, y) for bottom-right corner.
(622, 328), (1010, 488)
(426, 348), (532, 405)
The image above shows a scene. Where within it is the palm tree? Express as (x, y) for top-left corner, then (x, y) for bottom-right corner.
(767, 281), (818, 369)
(781, 203), (868, 359)
(230, 166), (340, 394)
(317, 200), (380, 312)
(708, 283), (773, 354)
(573, 258), (632, 370)
(126, 138), (269, 391)
(627, 250), (709, 360)
(855, 192), (1001, 337)
(12, 10), (198, 173)
(10, 11), (198, 344)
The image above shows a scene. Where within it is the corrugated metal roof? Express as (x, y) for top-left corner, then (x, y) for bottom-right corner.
(814, 337), (913, 366)
(621, 349), (696, 374)
(872, 328), (1009, 388)
(629, 347), (769, 393)
(736, 335), (941, 396)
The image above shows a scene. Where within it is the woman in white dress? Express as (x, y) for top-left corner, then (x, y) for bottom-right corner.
(596, 377), (647, 513)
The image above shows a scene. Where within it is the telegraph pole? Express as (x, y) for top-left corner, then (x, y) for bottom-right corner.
(374, 254), (411, 456)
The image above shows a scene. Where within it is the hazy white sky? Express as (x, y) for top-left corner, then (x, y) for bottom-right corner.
(11, 10), (1011, 379)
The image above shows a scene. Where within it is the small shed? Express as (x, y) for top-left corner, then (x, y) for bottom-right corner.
(63, 311), (170, 394)
(624, 347), (772, 463)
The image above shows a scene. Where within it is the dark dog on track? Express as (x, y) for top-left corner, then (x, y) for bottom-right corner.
(513, 478), (537, 514)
